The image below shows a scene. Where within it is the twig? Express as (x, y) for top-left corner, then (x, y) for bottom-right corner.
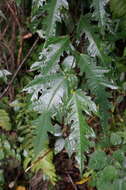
(6, 1), (21, 30)
(9, 21), (16, 72)
(0, 37), (39, 100)
(17, 37), (23, 65)
(0, 21), (10, 40)
(17, 33), (33, 65)
(67, 174), (78, 190)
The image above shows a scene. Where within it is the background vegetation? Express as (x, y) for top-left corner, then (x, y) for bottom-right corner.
(0, 0), (126, 189)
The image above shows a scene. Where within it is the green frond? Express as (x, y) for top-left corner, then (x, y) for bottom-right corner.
(65, 90), (96, 175)
(77, 17), (108, 64)
(32, 112), (56, 184)
(18, 125), (35, 150)
(18, 114), (56, 184)
(31, 36), (70, 74)
(18, 124), (34, 170)
(79, 54), (114, 129)
(26, 73), (62, 88)
(92, 0), (109, 33)
(43, 0), (68, 38)
(0, 109), (11, 131)
(33, 111), (54, 156)
(27, 75), (68, 112)
(32, 149), (57, 185)
(24, 36), (70, 112)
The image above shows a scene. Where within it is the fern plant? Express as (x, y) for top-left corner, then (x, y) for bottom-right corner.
(65, 90), (96, 175)
(0, 0), (117, 187)
(0, 109), (22, 189)
(22, 0), (118, 184)
(1, 0), (125, 188)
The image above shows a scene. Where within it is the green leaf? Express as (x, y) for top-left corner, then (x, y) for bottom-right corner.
(31, 36), (70, 74)
(89, 150), (108, 170)
(43, 0), (68, 38)
(77, 17), (107, 64)
(92, 0), (109, 34)
(0, 109), (11, 131)
(110, 133), (122, 145)
(25, 37), (70, 114)
(97, 182), (115, 190)
(96, 166), (118, 190)
(66, 90), (96, 175)
(113, 179), (126, 190)
(113, 150), (125, 163)
(33, 111), (53, 156)
(79, 54), (112, 129)
(55, 138), (65, 153)
(31, 76), (68, 112)
(26, 73), (62, 88)
(62, 56), (75, 70)
(102, 165), (118, 181)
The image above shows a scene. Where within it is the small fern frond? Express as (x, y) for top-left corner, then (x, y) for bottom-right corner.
(77, 17), (107, 64)
(31, 36), (70, 74)
(18, 125), (35, 151)
(0, 109), (11, 131)
(24, 36), (70, 112)
(79, 54), (116, 129)
(18, 114), (56, 184)
(32, 112), (57, 184)
(66, 90), (96, 175)
(92, 0), (109, 33)
(32, 149), (57, 185)
(43, 0), (68, 38)
(33, 111), (54, 156)
(26, 74), (68, 112)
